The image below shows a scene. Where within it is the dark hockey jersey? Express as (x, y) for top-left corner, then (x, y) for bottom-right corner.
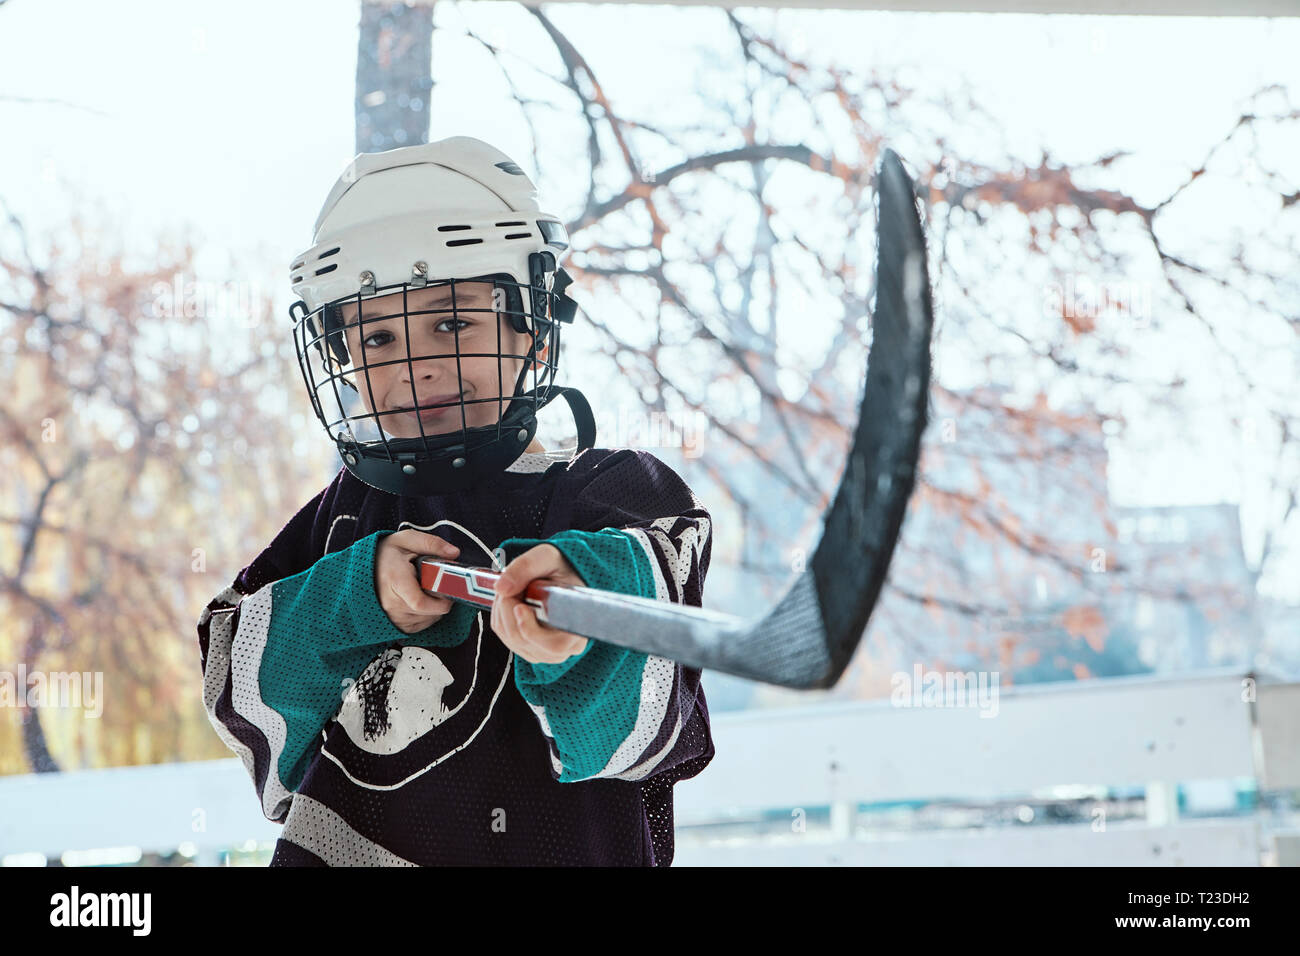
(195, 447), (714, 866)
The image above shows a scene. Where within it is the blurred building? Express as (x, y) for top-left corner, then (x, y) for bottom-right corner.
(1255, 596), (1300, 679)
(1111, 503), (1261, 673)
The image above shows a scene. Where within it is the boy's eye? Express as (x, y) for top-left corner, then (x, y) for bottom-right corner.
(360, 318), (470, 349)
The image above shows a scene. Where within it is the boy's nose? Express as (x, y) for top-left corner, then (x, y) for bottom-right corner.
(398, 344), (459, 379)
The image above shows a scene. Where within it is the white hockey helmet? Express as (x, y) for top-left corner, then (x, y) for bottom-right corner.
(287, 136), (595, 496)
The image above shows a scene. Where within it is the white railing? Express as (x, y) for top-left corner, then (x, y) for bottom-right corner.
(672, 668), (1300, 865)
(1, 669), (1296, 866)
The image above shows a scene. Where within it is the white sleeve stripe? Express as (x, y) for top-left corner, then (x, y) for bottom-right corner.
(201, 584), (296, 821)
(527, 701), (554, 738)
(622, 527), (671, 602)
(229, 586), (297, 822)
(613, 708), (684, 781)
(592, 654), (676, 778)
(527, 701), (579, 778)
(628, 518), (710, 604)
(530, 653), (678, 782)
(200, 591), (266, 806)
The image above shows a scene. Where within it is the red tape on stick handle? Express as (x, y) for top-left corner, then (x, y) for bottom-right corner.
(418, 557), (552, 622)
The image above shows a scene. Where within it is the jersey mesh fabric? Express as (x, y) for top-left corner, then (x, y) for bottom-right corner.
(196, 447), (714, 866)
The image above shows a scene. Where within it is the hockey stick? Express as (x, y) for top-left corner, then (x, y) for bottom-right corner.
(419, 148), (934, 689)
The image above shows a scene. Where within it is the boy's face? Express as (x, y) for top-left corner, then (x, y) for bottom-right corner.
(337, 279), (547, 439)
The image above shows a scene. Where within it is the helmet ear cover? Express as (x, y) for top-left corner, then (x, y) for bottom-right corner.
(319, 304), (353, 367)
(551, 267), (578, 325)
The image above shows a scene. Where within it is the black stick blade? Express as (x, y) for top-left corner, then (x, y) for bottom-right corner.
(804, 147), (933, 686)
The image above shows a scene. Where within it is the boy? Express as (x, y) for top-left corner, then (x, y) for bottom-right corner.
(196, 136), (715, 866)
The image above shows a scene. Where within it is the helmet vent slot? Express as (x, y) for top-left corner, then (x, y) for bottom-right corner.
(437, 224), (471, 232)
(496, 221), (526, 227)
(445, 238), (483, 248)
(504, 233), (531, 240)
(318, 246), (340, 259)
(314, 263), (338, 276)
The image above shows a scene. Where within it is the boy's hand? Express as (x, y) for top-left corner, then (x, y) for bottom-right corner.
(492, 544), (590, 664)
(376, 530), (461, 634)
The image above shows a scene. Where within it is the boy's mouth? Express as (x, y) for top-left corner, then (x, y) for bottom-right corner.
(392, 393), (463, 425)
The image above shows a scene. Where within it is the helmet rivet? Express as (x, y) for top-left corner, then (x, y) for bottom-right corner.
(413, 261), (428, 276)
(359, 270), (376, 290)
(452, 457), (466, 468)
(402, 464), (416, 475)
(344, 453), (357, 465)
(517, 428), (528, 442)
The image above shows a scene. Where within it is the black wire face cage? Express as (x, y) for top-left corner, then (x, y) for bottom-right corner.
(289, 256), (576, 495)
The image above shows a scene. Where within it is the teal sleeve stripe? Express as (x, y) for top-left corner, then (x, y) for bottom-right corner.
(261, 530), (479, 793)
(497, 529), (660, 781)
